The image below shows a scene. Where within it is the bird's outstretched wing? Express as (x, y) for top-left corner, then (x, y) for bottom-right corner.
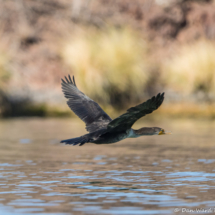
(61, 75), (112, 133)
(107, 93), (164, 132)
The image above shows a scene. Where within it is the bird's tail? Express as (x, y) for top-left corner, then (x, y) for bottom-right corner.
(60, 134), (90, 146)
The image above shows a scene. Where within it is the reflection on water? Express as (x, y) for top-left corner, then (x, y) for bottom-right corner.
(0, 118), (215, 214)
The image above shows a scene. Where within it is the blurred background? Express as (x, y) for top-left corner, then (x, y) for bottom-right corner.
(1, 0), (215, 118)
(1, 1), (215, 214)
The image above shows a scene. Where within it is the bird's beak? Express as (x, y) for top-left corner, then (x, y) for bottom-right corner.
(158, 130), (171, 135)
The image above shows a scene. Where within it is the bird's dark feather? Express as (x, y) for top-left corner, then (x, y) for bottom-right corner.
(107, 93), (165, 132)
(61, 75), (112, 133)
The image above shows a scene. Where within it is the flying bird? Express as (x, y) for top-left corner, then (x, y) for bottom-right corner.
(61, 75), (169, 146)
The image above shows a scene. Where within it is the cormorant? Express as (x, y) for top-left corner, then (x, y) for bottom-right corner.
(61, 75), (169, 146)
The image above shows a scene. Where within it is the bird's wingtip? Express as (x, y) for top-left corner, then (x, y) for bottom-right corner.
(61, 74), (77, 87)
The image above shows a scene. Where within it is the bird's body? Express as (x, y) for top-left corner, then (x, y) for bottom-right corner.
(92, 127), (161, 144)
(60, 75), (168, 146)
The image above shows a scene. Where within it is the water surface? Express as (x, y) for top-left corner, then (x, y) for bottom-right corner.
(0, 118), (215, 214)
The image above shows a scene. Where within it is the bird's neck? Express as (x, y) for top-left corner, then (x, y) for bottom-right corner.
(127, 129), (141, 138)
(132, 127), (158, 136)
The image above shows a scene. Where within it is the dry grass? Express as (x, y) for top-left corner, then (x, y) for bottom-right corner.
(159, 103), (215, 119)
(0, 46), (10, 116)
(0, 51), (10, 89)
(162, 40), (215, 97)
(61, 27), (150, 108)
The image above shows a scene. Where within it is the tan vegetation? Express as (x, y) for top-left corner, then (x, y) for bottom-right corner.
(162, 40), (215, 97)
(0, 0), (215, 117)
(62, 28), (152, 108)
(0, 50), (10, 89)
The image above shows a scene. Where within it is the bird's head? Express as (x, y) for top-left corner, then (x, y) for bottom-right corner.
(134, 127), (171, 136)
(156, 127), (171, 135)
